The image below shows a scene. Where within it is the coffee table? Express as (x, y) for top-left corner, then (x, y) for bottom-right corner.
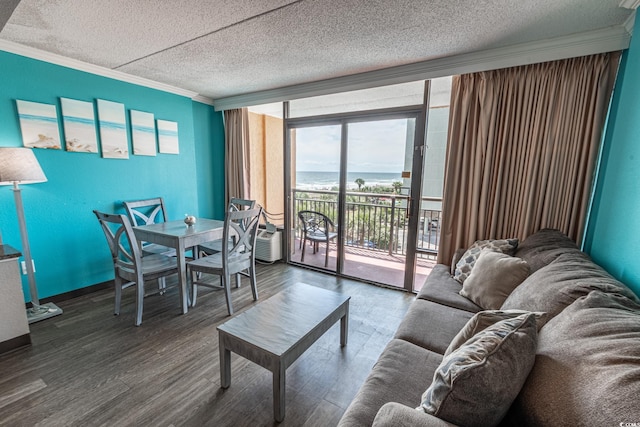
(217, 282), (350, 422)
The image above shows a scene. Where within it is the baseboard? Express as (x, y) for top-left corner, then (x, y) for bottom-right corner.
(28, 280), (113, 307)
(0, 333), (31, 355)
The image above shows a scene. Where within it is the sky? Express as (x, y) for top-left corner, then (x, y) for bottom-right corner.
(251, 77), (453, 174)
(295, 118), (410, 173)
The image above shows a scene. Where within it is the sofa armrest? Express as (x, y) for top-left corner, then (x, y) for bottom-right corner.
(450, 248), (466, 275)
(372, 402), (458, 427)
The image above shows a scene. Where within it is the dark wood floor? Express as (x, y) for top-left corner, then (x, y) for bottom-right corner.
(0, 263), (415, 427)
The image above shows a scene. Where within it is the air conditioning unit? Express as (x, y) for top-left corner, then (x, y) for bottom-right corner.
(255, 229), (282, 262)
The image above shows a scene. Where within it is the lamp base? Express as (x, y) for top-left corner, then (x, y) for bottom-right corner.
(27, 302), (63, 324)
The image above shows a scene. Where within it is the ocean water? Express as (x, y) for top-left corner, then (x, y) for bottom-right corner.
(296, 171), (403, 190)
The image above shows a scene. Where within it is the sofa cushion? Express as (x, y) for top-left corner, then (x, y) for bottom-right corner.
(421, 313), (537, 426)
(501, 251), (640, 322)
(394, 299), (475, 354)
(417, 264), (483, 313)
(372, 403), (457, 427)
(338, 339), (443, 427)
(454, 238), (519, 283)
(444, 309), (547, 357)
(507, 291), (640, 426)
(459, 250), (530, 309)
(514, 228), (578, 272)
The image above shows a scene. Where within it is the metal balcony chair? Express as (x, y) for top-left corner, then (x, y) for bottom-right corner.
(93, 210), (179, 326)
(298, 210), (338, 268)
(187, 207), (262, 316)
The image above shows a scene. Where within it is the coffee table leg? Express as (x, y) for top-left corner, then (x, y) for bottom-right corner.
(340, 302), (349, 347)
(219, 334), (231, 389)
(273, 361), (285, 422)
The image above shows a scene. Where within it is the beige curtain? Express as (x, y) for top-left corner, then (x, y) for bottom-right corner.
(438, 52), (620, 264)
(223, 108), (251, 206)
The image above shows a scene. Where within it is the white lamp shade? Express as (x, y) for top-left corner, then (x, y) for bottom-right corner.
(0, 147), (47, 186)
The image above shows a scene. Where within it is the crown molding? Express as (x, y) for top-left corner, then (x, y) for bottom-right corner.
(0, 39), (215, 104)
(620, 0), (640, 10)
(192, 94), (215, 105)
(212, 25), (632, 111)
(623, 10), (637, 34)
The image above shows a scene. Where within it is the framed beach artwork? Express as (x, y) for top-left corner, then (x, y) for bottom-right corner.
(97, 99), (129, 159)
(157, 119), (179, 154)
(60, 98), (98, 153)
(16, 100), (62, 149)
(130, 110), (156, 156)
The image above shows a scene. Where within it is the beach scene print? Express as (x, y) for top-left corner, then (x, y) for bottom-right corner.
(97, 99), (129, 159)
(157, 119), (179, 154)
(131, 110), (156, 156)
(60, 98), (98, 153)
(16, 100), (61, 149)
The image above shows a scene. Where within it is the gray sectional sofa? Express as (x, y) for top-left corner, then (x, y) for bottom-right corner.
(338, 229), (640, 426)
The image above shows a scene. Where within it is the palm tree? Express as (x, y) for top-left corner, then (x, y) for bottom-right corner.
(392, 181), (402, 194)
(355, 178), (365, 191)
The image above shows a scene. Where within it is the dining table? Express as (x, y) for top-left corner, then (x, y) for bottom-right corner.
(133, 218), (224, 314)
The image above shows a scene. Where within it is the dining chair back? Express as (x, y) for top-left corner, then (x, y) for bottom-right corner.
(298, 210), (338, 267)
(187, 206), (262, 315)
(198, 198), (257, 256)
(229, 197), (256, 212)
(123, 197), (168, 225)
(123, 197), (175, 256)
(93, 210), (178, 326)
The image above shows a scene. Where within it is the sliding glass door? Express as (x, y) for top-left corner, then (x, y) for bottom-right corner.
(342, 118), (418, 287)
(285, 104), (427, 291)
(288, 124), (342, 272)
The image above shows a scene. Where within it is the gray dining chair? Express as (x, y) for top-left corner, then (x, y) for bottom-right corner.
(187, 206), (262, 315)
(298, 210), (338, 267)
(197, 198), (257, 288)
(198, 197), (256, 256)
(123, 197), (175, 257)
(93, 210), (179, 326)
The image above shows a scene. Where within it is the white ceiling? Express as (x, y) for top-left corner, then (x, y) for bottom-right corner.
(0, 0), (635, 108)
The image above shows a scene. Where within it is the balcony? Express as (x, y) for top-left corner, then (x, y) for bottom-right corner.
(291, 189), (442, 290)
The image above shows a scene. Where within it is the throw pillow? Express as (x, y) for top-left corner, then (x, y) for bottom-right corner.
(420, 312), (537, 427)
(445, 309), (547, 357)
(454, 238), (519, 283)
(459, 250), (531, 309)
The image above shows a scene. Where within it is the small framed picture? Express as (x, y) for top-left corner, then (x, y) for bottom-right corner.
(157, 119), (179, 154)
(16, 100), (62, 149)
(131, 110), (156, 156)
(60, 97), (98, 153)
(97, 99), (129, 159)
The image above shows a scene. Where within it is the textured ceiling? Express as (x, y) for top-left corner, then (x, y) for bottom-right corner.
(0, 0), (634, 102)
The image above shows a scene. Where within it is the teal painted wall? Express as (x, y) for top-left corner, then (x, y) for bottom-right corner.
(193, 101), (226, 220)
(0, 50), (225, 301)
(584, 32), (640, 296)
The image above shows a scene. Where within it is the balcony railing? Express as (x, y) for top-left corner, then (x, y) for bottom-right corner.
(293, 189), (442, 258)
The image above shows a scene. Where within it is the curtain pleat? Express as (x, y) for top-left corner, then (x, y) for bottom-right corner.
(438, 52), (620, 264)
(223, 108), (251, 207)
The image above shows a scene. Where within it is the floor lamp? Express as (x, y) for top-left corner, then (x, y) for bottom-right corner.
(0, 147), (63, 323)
